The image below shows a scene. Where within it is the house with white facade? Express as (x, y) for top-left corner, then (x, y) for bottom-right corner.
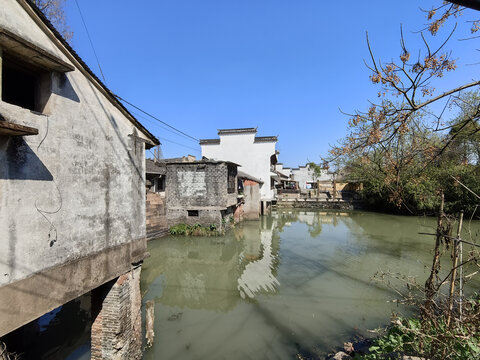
(291, 163), (333, 189)
(200, 128), (278, 212)
(274, 163), (291, 178)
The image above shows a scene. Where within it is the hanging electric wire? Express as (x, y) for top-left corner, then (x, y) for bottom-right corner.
(158, 136), (201, 153)
(73, 0), (107, 84)
(115, 94), (199, 143)
(72, 1), (200, 146)
(129, 109), (199, 144)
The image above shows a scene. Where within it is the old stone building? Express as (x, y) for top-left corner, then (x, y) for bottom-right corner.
(166, 159), (239, 228)
(0, 1), (159, 358)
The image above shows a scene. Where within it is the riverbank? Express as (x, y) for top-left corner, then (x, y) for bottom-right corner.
(327, 301), (480, 359)
(276, 198), (363, 210)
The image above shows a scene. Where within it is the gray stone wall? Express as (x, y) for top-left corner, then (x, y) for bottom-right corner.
(166, 162), (239, 227)
(167, 208), (222, 227)
(276, 199), (363, 210)
(166, 162), (232, 209)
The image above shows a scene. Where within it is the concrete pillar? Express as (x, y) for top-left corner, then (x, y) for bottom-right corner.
(0, 46), (3, 100)
(91, 266), (142, 360)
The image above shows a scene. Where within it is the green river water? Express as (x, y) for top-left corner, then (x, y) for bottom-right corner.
(6, 209), (479, 359)
(141, 209), (480, 359)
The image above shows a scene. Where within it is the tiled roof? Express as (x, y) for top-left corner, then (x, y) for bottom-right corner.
(165, 159), (240, 167)
(237, 170), (263, 184)
(218, 128), (257, 135)
(146, 159), (166, 175)
(254, 136), (278, 143)
(199, 139), (220, 145)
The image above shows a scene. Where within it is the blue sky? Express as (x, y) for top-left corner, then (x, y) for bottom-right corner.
(64, 1), (479, 168)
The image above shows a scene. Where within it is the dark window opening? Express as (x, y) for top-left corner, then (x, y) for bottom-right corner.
(156, 176), (165, 192)
(187, 210), (199, 217)
(238, 178), (244, 195)
(227, 165), (236, 194)
(2, 55), (49, 112)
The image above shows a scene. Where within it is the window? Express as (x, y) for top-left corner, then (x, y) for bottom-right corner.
(227, 165), (236, 194)
(154, 176), (165, 192)
(2, 54), (50, 112)
(187, 210), (199, 217)
(0, 28), (74, 113)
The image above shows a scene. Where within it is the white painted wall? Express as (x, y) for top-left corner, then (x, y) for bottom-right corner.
(291, 165), (333, 189)
(275, 164), (291, 178)
(201, 133), (277, 200)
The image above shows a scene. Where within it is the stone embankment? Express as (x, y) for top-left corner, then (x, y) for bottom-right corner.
(276, 198), (362, 210)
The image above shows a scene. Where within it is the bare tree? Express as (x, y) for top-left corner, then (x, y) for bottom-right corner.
(328, 2), (480, 208)
(32, 0), (72, 41)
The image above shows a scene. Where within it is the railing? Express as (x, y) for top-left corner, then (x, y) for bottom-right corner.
(277, 189), (300, 195)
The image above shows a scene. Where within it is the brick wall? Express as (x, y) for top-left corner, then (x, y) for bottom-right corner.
(146, 192), (167, 239)
(91, 266), (142, 360)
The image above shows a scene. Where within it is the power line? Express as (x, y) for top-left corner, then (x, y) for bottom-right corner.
(72, 1), (199, 145)
(158, 136), (201, 153)
(73, 0), (107, 84)
(116, 95), (199, 143)
(129, 109), (199, 144)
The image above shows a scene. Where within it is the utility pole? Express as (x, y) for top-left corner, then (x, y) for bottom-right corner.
(153, 144), (163, 162)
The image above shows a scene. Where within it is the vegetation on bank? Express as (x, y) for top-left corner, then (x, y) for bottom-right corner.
(169, 223), (224, 236)
(169, 216), (236, 236)
(357, 304), (480, 359)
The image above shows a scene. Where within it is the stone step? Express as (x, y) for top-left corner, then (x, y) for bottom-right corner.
(146, 228), (169, 240)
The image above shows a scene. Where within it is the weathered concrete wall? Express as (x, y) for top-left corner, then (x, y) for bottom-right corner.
(91, 266), (142, 360)
(0, 237), (145, 340)
(146, 192), (167, 239)
(243, 180), (261, 220)
(0, 0), (151, 336)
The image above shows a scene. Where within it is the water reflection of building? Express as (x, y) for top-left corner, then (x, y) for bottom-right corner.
(142, 218), (282, 311)
(275, 210), (350, 237)
(142, 237), (243, 312)
(237, 219), (281, 299)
